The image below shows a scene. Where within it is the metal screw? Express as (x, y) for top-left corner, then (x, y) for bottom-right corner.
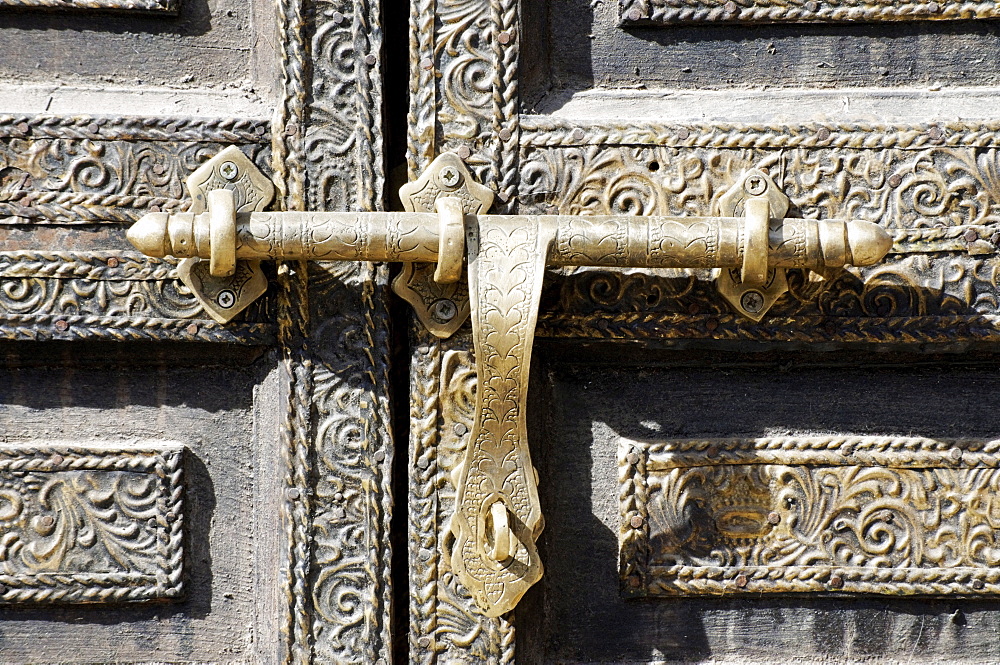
(928, 126), (944, 141)
(829, 575), (844, 589)
(676, 127), (690, 140)
(418, 548), (433, 561)
(964, 229), (979, 244)
(456, 145), (471, 160)
(805, 0), (818, 10)
(365, 54), (377, 66)
(705, 318), (719, 332)
(15, 122), (29, 134)
(334, 492), (344, 501)
(186, 323), (199, 335)
(498, 128), (512, 142)
(741, 290), (765, 314)
(816, 127), (831, 141)
(735, 574), (748, 588)
(628, 576), (641, 588)
(973, 579), (985, 590)
(570, 128), (585, 142)
(420, 57), (434, 70)
(216, 290), (237, 309)
(373, 450), (386, 463)
(417, 457), (430, 470)
(454, 422), (468, 436)
(626, 452), (640, 465)
(740, 291), (764, 314)
(219, 161), (238, 180)
(40, 515), (55, 528)
(497, 30), (511, 45)
(331, 10), (344, 23)
(888, 174), (902, 188)
(927, 2), (940, 11)
(152, 164), (166, 176)
(417, 637), (432, 648)
(286, 488), (300, 500)
(724, 1), (738, 13)
(50, 454), (64, 465)
(88, 122), (100, 134)
(767, 511), (780, 525)
(744, 175), (767, 196)
(54, 320), (68, 332)
(627, 7), (642, 20)
(629, 515), (644, 529)
(432, 298), (458, 322)
(950, 447), (964, 462)
(439, 166), (461, 188)
(106, 257), (120, 268)
(706, 445), (720, 458)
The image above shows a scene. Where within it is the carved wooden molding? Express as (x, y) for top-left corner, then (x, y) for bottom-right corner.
(620, 436), (1000, 596)
(0, 0), (177, 12)
(0, 443), (184, 604)
(619, 0), (1000, 24)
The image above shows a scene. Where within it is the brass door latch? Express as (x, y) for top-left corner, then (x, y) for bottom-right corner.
(127, 148), (892, 616)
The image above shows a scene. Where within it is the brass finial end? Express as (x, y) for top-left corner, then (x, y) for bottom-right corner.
(126, 212), (171, 257)
(847, 221), (893, 266)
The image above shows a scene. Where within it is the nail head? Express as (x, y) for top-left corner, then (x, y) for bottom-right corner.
(629, 515), (644, 529)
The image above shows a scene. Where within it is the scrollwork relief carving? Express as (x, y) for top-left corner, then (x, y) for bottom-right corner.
(0, 443), (183, 604)
(620, 436), (1000, 596)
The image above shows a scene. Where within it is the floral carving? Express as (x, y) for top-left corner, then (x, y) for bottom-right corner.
(0, 444), (183, 604)
(621, 437), (1000, 595)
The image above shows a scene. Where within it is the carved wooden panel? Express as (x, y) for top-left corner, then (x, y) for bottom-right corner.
(0, 443), (184, 604)
(619, 0), (1000, 24)
(620, 436), (1000, 597)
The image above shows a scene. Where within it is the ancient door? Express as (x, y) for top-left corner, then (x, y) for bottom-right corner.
(405, 1), (1000, 663)
(0, 1), (394, 663)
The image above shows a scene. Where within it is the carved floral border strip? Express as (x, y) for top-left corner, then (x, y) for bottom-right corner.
(619, 0), (1000, 24)
(0, 443), (184, 604)
(408, 0), (519, 661)
(620, 436), (1000, 596)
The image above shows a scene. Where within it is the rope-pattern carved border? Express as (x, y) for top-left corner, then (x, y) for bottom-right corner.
(0, 314), (275, 343)
(277, 262), (313, 665)
(0, 252), (178, 280)
(620, 0), (1000, 24)
(0, 115), (267, 142)
(520, 117), (1000, 150)
(0, 0), (176, 11)
(536, 312), (1000, 343)
(0, 443), (183, 604)
(409, 333), (442, 665)
(406, 0), (436, 178)
(490, 0), (519, 213)
(644, 566), (1000, 595)
(359, 264), (394, 663)
(630, 435), (1000, 468)
(618, 444), (649, 593)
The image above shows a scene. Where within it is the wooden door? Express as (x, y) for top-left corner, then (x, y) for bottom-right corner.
(0, 1), (394, 663)
(405, 1), (1000, 663)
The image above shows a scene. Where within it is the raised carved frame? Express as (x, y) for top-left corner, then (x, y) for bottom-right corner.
(0, 0), (392, 662)
(406, 0), (1000, 662)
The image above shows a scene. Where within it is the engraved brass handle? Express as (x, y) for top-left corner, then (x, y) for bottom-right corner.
(127, 151), (892, 616)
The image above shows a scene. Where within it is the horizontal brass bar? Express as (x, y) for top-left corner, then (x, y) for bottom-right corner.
(129, 209), (891, 271)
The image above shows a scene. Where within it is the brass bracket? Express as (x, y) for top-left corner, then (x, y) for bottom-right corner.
(126, 152), (892, 617)
(392, 153), (494, 338)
